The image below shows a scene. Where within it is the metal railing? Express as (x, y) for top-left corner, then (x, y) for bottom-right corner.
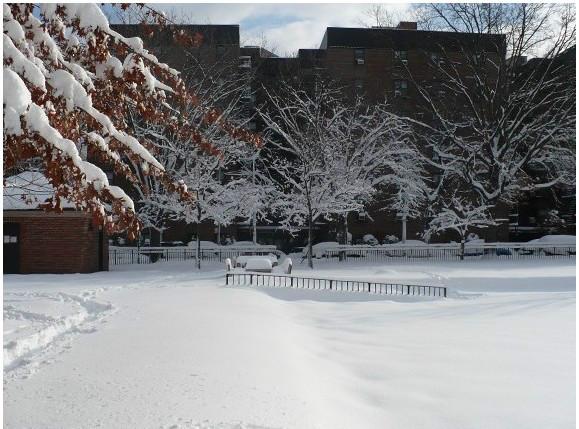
(322, 243), (576, 263)
(225, 273), (447, 297)
(109, 246), (280, 265)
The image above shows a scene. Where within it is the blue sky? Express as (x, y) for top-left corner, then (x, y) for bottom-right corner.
(137, 3), (412, 55)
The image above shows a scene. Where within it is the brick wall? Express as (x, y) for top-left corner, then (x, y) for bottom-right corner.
(3, 211), (107, 274)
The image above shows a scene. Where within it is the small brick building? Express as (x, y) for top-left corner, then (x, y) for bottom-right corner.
(3, 172), (108, 274)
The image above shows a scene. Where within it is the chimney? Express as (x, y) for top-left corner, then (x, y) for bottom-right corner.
(397, 21), (417, 30)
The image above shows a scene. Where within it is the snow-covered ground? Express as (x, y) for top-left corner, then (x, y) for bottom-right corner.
(4, 259), (576, 429)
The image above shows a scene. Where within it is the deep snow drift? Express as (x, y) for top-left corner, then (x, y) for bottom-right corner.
(3, 259), (576, 429)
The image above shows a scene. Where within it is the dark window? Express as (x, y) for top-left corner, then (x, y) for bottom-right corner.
(354, 49), (365, 64)
(394, 79), (408, 96)
(394, 50), (408, 62)
(354, 79), (364, 91)
(216, 45), (226, 58)
(239, 56), (251, 68)
(430, 52), (444, 66)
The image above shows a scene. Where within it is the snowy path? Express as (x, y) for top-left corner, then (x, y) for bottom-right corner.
(4, 260), (576, 429)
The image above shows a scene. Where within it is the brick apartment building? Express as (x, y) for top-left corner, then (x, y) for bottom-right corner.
(109, 22), (574, 249)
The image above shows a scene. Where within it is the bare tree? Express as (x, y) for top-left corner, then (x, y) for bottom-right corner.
(407, 4), (575, 212)
(128, 53), (259, 252)
(357, 4), (397, 28)
(259, 81), (423, 267)
(423, 194), (497, 259)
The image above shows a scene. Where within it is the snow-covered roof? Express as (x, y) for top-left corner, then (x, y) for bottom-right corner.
(3, 171), (75, 210)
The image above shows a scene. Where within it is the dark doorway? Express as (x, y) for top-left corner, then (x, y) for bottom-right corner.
(98, 228), (105, 271)
(4, 223), (20, 274)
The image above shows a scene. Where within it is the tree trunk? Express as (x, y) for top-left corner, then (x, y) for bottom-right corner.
(401, 214), (407, 243)
(307, 212), (314, 269)
(217, 223), (221, 245)
(196, 201), (202, 270)
(339, 213), (348, 262)
(252, 213), (257, 245)
(460, 239), (465, 261)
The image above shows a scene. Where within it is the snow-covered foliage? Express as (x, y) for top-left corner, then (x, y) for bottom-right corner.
(3, 4), (259, 238)
(411, 4), (576, 207)
(259, 81), (423, 267)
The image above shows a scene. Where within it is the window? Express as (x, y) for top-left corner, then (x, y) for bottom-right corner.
(354, 80), (364, 91)
(354, 48), (365, 65)
(216, 45), (226, 58)
(394, 50), (408, 64)
(239, 56), (251, 68)
(394, 79), (408, 96)
(430, 52), (444, 66)
(241, 85), (254, 103)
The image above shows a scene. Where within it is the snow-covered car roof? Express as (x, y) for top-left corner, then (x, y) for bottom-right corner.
(527, 235), (576, 244)
(187, 240), (221, 249)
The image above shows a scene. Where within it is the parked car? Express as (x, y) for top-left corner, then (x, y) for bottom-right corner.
(522, 235), (576, 256)
(187, 240), (221, 255)
(383, 240), (432, 258)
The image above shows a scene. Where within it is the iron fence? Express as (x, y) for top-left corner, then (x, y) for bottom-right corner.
(323, 243), (576, 263)
(109, 246), (280, 265)
(225, 273), (447, 297)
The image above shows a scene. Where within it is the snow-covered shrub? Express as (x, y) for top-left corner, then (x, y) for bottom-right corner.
(383, 235), (400, 244)
(362, 234), (379, 246)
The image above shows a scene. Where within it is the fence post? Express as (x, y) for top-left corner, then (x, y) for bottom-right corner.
(368, 283), (371, 293)
(250, 274), (254, 285)
(226, 274), (229, 285)
(329, 280), (333, 290)
(444, 288), (447, 298)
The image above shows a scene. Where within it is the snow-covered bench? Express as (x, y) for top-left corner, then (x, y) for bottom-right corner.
(244, 258), (273, 273)
(235, 254), (278, 268)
